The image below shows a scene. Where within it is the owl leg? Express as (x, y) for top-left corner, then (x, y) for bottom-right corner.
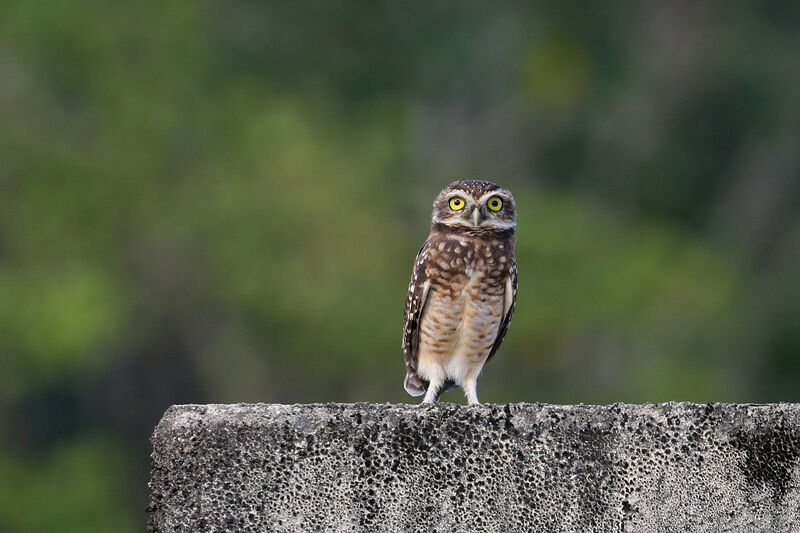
(463, 377), (480, 405)
(422, 377), (445, 404)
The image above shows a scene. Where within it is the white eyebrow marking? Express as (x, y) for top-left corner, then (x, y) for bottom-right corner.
(444, 191), (469, 202)
(476, 190), (509, 203)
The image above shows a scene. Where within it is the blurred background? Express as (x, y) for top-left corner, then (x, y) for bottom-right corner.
(1, 1), (799, 531)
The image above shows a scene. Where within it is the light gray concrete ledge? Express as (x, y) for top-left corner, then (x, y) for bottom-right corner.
(148, 403), (800, 532)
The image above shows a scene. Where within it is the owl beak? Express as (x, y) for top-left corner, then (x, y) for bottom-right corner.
(470, 207), (484, 226)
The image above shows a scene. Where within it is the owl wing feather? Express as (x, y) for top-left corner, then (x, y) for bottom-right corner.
(402, 242), (431, 396)
(487, 257), (517, 362)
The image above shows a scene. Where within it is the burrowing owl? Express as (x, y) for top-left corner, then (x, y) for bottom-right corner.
(402, 180), (517, 405)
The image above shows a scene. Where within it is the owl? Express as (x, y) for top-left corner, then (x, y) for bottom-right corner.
(402, 180), (517, 405)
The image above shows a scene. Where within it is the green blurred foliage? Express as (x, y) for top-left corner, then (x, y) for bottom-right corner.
(0, 1), (799, 531)
(0, 436), (136, 533)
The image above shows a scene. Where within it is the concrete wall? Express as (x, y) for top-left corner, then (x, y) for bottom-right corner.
(148, 403), (800, 532)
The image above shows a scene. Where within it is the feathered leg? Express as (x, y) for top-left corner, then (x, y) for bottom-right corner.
(463, 376), (480, 405)
(422, 378), (445, 404)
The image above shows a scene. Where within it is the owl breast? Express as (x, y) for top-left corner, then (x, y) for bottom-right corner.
(416, 239), (509, 386)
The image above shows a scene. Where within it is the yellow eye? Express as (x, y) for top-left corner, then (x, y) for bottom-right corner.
(487, 196), (503, 211)
(449, 197), (466, 211)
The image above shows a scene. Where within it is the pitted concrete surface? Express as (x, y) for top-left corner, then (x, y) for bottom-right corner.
(148, 403), (800, 532)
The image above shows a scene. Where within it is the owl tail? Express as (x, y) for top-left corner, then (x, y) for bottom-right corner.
(404, 372), (426, 397)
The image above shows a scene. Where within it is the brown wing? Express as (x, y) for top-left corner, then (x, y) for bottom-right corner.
(402, 241), (431, 396)
(487, 257), (517, 362)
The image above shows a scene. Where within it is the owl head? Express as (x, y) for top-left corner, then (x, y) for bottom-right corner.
(431, 180), (516, 235)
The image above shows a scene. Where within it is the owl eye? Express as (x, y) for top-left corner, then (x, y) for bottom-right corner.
(487, 196), (503, 211)
(449, 197), (466, 211)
